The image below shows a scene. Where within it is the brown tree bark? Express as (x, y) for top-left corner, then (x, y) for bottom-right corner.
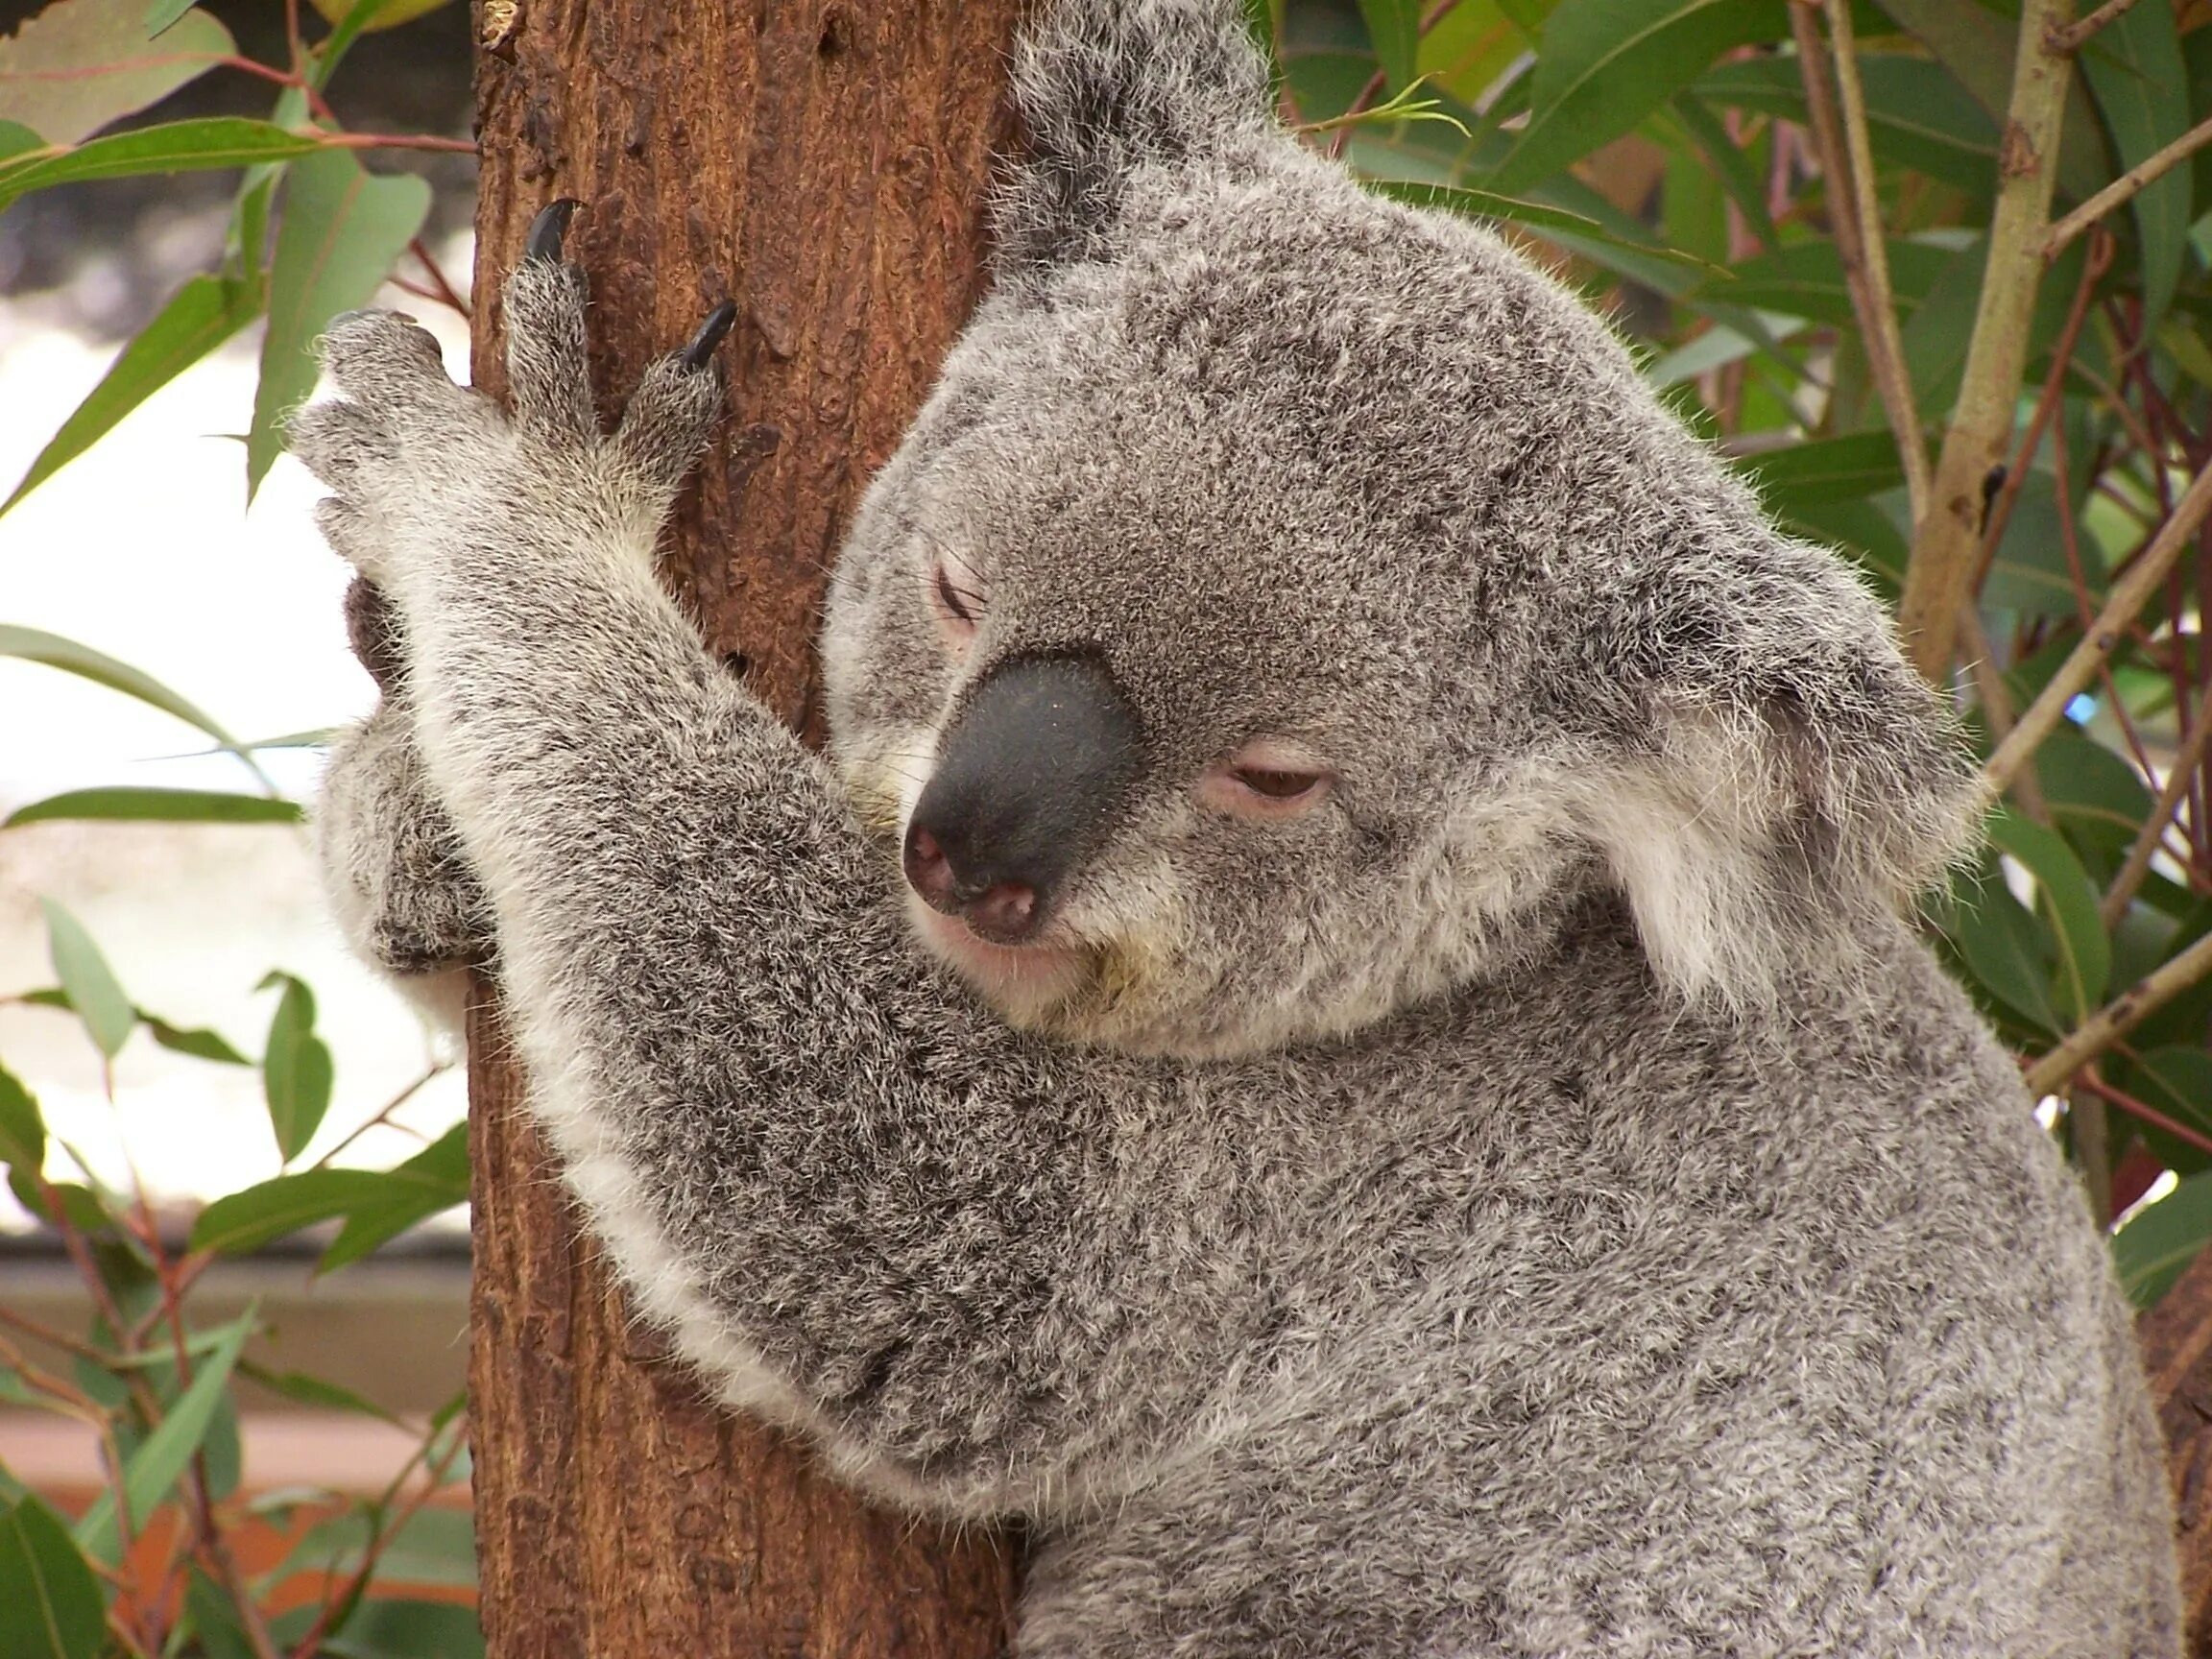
(463, 3), (1025, 1653)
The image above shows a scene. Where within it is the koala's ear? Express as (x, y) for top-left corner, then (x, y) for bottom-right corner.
(1571, 534), (1985, 1007)
(998, 0), (1276, 276)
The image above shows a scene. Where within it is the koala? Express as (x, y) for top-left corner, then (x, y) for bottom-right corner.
(296, 1), (2181, 1652)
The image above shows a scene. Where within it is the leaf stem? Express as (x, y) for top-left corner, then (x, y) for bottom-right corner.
(2103, 689), (2212, 927)
(2044, 114), (2212, 260)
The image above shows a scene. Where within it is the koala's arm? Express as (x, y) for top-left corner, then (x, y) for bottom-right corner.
(313, 580), (491, 998)
(290, 253), (1240, 1518)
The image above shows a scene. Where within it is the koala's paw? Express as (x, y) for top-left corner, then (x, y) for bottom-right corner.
(316, 705), (492, 978)
(288, 200), (734, 576)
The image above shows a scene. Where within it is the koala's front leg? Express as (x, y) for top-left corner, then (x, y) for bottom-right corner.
(285, 213), (1236, 1520)
(314, 578), (491, 987)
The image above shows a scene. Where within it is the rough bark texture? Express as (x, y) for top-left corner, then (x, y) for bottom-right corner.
(465, 3), (1025, 1653)
(2143, 1248), (2212, 1654)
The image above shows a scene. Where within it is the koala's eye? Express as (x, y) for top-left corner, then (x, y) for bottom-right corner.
(1197, 742), (1334, 820)
(1234, 766), (1326, 800)
(928, 554), (988, 644)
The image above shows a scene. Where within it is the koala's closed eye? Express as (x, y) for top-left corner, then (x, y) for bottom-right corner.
(1197, 741), (1333, 819)
(927, 551), (989, 648)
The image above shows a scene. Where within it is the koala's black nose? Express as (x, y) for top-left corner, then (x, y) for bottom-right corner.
(903, 653), (1143, 944)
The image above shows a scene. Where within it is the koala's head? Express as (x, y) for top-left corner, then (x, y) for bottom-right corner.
(821, 0), (1982, 1059)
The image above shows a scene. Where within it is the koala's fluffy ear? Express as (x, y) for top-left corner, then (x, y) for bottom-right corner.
(999, 0), (1275, 276)
(1570, 531), (1985, 1007)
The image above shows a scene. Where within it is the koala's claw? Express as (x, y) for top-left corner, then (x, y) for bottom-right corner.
(681, 301), (738, 374)
(525, 198), (581, 264)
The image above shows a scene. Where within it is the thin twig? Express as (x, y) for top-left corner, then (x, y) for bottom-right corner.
(1969, 229), (2113, 597)
(312, 1067), (445, 1170)
(1987, 458), (2212, 793)
(2026, 929), (2212, 1094)
(2073, 1069), (2212, 1161)
(2046, 0), (2141, 53)
(1795, 0), (1928, 520)
(2103, 692), (2212, 926)
(2046, 114), (2212, 259)
(1895, 0), (2078, 681)
(409, 239), (471, 321)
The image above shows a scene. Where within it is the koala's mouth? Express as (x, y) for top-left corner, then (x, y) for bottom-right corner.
(906, 895), (1090, 1014)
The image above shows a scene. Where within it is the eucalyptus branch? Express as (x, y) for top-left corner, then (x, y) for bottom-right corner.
(2046, 0), (2143, 57)
(1791, 0), (1928, 519)
(2026, 930), (2212, 1095)
(1894, 0), (2078, 683)
(2045, 115), (2212, 259)
(1986, 458), (2212, 794)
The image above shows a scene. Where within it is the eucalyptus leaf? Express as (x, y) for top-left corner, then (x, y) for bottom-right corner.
(1491, 0), (1786, 193)
(0, 1061), (46, 1174)
(0, 118), (325, 214)
(320, 1122), (469, 1271)
(260, 972), (333, 1163)
(0, 1495), (105, 1659)
(39, 899), (133, 1059)
(0, 0), (233, 147)
(248, 144), (431, 497)
(2114, 1168), (2212, 1308)
(1987, 808), (2111, 1022)
(2, 271), (263, 517)
(6, 786), (301, 828)
(2078, 0), (2191, 325)
(1355, 0), (1421, 92)
(74, 1310), (254, 1563)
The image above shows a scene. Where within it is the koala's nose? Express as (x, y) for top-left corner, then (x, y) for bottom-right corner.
(903, 652), (1143, 944)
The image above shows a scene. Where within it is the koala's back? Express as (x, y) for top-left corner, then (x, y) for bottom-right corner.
(1019, 904), (2176, 1658)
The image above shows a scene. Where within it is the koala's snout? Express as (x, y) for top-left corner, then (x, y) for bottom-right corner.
(903, 653), (1143, 944)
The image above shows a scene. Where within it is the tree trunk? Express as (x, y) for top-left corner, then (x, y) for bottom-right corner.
(463, 2), (1024, 1652)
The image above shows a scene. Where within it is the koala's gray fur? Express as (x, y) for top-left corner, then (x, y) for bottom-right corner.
(296, 1), (2180, 1651)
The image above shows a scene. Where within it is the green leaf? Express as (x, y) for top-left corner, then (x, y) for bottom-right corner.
(249, 144), (431, 497)
(8, 1170), (109, 1233)
(184, 1566), (262, 1659)
(2032, 725), (2153, 867)
(0, 1495), (105, 1659)
(2, 270), (263, 517)
(1735, 430), (1908, 515)
(2114, 1168), (2212, 1308)
(2078, 0), (2190, 326)
(325, 1598), (484, 1659)
(189, 1167), (388, 1255)
(1987, 807), (2110, 1023)
(260, 973), (332, 1164)
(1938, 866), (2061, 1036)
(280, 1506), (476, 1591)
(141, 1012), (250, 1066)
(320, 1122), (468, 1271)
(0, 624), (248, 757)
(239, 1364), (403, 1426)
(6, 786), (301, 828)
(1870, 0), (2106, 203)
(1490, 0), (1786, 193)
(40, 899), (132, 1059)
(0, 117), (325, 213)
(0, 1061), (46, 1174)
(1695, 54), (1998, 198)
(0, 0), (234, 147)
(1356, 0), (1421, 92)
(1367, 179), (1721, 272)
(2114, 1046), (2212, 1176)
(0, 119), (42, 162)
(1694, 238), (1953, 328)
(74, 1310), (253, 1562)
(144, 0), (201, 32)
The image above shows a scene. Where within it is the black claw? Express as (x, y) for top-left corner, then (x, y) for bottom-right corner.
(525, 199), (580, 264)
(680, 301), (738, 373)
